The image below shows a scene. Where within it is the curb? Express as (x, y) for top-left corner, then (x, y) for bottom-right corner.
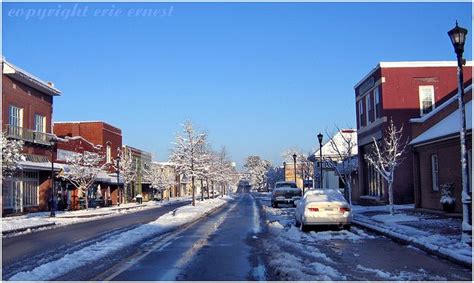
(353, 218), (472, 268)
(2, 222), (56, 235)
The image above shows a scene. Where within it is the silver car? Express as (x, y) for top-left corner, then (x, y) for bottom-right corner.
(271, 181), (302, 208)
(294, 189), (352, 231)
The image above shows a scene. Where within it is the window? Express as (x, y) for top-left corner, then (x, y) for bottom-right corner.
(358, 100), (364, 127)
(22, 171), (39, 207)
(431, 154), (439, 191)
(374, 87), (380, 118)
(419, 86), (435, 116)
(366, 95), (371, 125)
(106, 145), (112, 163)
(9, 105), (23, 127)
(34, 114), (46, 133)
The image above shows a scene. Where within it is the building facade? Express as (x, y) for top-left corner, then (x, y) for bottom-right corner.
(410, 84), (472, 213)
(2, 59), (62, 214)
(354, 61), (472, 205)
(122, 145), (153, 201)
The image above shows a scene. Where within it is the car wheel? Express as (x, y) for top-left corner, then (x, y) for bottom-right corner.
(343, 224), (351, 230)
(271, 201), (275, 208)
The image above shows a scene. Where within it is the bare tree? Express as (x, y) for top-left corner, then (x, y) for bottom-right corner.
(1, 132), (25, 178)
(365, 120), (407, 215)
(244, 155), (271, 191)
(62, 151), (106, 209)
(114, 148), (137, 204)
(325, 128), (357, 205)
(170, 121), (208, 206)
(144, 162), (175, 201)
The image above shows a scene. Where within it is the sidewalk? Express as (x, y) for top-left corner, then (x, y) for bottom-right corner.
(352, 204), (472, 267)
(2, 197), (190, 235)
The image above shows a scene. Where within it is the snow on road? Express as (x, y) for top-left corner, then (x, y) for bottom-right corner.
(9, 197), (229, 281)
(2, 198), (190, 236)
(254, 193), (468, 281)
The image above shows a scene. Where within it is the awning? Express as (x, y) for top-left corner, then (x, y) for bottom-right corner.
(19, 161), (63, 172)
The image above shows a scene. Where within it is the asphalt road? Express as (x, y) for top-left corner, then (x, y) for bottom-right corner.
(108, 193), (263, 281)
(2, 201), (188, 280)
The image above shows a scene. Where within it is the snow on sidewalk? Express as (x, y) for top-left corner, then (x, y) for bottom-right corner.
(9, 197), (230, 281)
(1, 197), (190, 235)
(352, 204), (472, 267)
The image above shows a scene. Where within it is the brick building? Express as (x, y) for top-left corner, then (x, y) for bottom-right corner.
(410, 84), (472, 213)
(354, 61), (472, 205)
(2, 59), (62, 214)
(53, 121), (123, 206)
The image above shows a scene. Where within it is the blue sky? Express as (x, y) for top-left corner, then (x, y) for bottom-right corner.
(3, 2), (472, 167)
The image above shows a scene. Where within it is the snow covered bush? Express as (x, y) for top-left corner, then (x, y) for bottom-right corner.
(1, 133), (25, 178)
(440, 183), (456, 213)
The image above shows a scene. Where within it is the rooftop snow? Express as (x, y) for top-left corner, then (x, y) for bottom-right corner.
(410, 100), (472, 146)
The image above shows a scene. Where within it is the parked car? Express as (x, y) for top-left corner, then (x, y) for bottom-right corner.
(294, 189), (352, 231)
(271, 181), (302, 208)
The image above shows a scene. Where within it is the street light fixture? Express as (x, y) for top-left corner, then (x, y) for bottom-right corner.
(116, 156), (121, 206)
(49, 137), (57, 217)
(292, 154), (297, 185)
(283, 161), (287, 181)
(448, 21), (471, 245)
(317, 133), (324, 188)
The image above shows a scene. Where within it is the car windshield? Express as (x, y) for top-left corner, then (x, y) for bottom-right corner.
(275, 182), (297, 188)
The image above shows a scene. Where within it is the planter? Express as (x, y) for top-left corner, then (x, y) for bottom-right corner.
(442, 201), (456, 213)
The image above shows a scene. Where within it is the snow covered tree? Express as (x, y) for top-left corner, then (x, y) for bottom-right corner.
(365, 120), (407, 215)
(144, 162), (176, 200)
(215, 147), (237, 196)
(114, 149), (137, 204)
(1, 133), (25, 178)
(265, 166), (284, 190)
(325, 128), (357, 205)
(244, 155), (271, 191)
(61, 151), (106, 209)
(170, 121), (208, 206)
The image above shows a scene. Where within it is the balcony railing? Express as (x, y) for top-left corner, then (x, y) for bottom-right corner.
(5, 124), (54, 146)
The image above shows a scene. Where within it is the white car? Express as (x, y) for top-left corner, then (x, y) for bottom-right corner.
(294, 189), (352, 231)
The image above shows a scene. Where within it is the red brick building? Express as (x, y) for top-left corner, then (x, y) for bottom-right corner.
(354, 61), (472, 205)
(2, 59), (62, 214)
(410, 84), (472, 213)
(53, 121), (123, 206)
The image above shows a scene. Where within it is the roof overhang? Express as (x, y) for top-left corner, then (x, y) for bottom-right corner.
(3, 59), (61, 96)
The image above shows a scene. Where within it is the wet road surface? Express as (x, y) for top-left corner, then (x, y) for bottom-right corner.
(109, 193), (262, 281)
(2, 201), (188, 280)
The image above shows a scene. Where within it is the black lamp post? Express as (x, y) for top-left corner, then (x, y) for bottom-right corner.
(317, 133), (324, 188)
(448, 21), (471, 245)
(116, 156), (121, 206)
(283, 161), (287, 181)
(49, 137), (56, 217)
(292, 154), (297, 185)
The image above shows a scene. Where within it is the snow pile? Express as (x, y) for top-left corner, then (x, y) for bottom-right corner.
(8, 198), (228, 281)
(356, 265), (446, 281)
(308, 230), (364, 242)
(371, 213), (419, 223)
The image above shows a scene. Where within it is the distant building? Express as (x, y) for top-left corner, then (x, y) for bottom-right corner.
(122, 145), (153, 201)
(354, 61), (472, 205)
(2, 59), (62, 214)
(309, 129), (357, 191)
(410, 84), (472, 213)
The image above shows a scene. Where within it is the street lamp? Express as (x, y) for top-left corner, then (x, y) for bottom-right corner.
(116, 156), (121, 206)
(448, 21), (471, 245)
(283, 162), (286, 181)
(49, 137), (57, 217)
(317, 133), (324, 188)
(292, 154), (297, 185)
